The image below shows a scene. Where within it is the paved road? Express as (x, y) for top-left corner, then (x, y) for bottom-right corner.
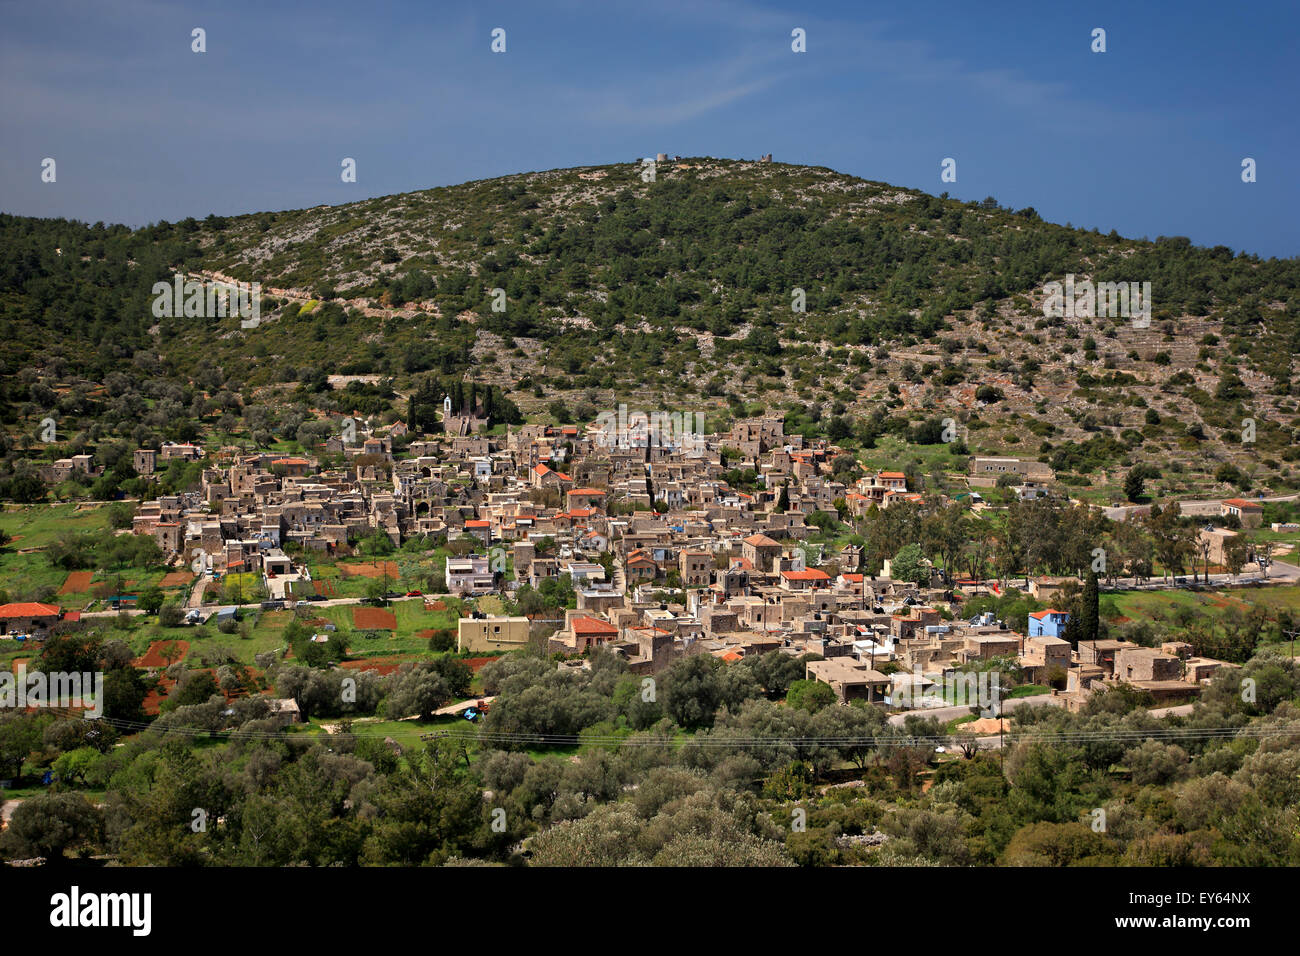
(301, 593), (444, 609)
(902, 696), (1196, 751)
(957, 701), (1197, 750)
(1102, 566), (1299, 590)
(1103, 493), (1299, 522)
(888, 692), (1063, 727)
(1268, 558), (1300, 582)
(186, 575), (209, 609)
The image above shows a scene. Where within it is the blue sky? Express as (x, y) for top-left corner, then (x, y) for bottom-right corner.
(2, 0), (1296, 257)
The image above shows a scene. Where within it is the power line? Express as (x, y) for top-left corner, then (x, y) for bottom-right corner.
(71, 711), (1300, 749)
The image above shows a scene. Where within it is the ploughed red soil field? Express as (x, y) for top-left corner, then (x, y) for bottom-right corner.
(339, 561), (399, 579)
(58, 571), (94, 594)
(340, 657), (404, 677)
(136, 640), (189, 668)
(352, 607), (397, 630)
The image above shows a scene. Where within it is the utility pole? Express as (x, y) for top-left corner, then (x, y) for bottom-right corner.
(999, 711), (1004, 770)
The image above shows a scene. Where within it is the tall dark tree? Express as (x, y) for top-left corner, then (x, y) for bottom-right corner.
(1123, 466), (1147, 503)
(1077, 569), (1100, 647)
(407, 378), (444, 434)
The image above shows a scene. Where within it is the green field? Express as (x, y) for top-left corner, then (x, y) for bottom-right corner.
(0, 590), (472, 674)
(300, 713), (472, 746)
(1103, 584), (1300, 652)
(0, 503), (112, 601)
(1105, 585), (1300, 620)
(0, 502), (180, 609)
(304, 562), (372, 599)
(0, 501), (113, 549)
(855, 435), (965, 479)
(0, 615), (249, 671)
(237, 596), (467, 663)
(306, 546), (464, 598)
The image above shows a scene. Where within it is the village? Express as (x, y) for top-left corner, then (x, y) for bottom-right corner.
(6, 399), (1268, 725)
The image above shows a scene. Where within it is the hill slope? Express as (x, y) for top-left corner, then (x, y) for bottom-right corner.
(2, 157), (1298, 501)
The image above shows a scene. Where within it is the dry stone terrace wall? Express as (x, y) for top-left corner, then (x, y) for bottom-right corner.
(184, 270), (440, 321)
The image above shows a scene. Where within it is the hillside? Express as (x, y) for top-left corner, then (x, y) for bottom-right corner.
(2, 156), (1299, 501)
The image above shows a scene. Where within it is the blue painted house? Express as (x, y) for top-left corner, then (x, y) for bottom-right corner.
(1028, 608), (1070, 639)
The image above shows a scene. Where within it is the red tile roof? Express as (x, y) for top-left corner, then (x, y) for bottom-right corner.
(571, 616), (619, 635)
(0, 602), (61, 618)
(781, 569), (831, 581)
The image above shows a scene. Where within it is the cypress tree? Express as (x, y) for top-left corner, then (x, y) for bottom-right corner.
(1078, 569), (1100, 644)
